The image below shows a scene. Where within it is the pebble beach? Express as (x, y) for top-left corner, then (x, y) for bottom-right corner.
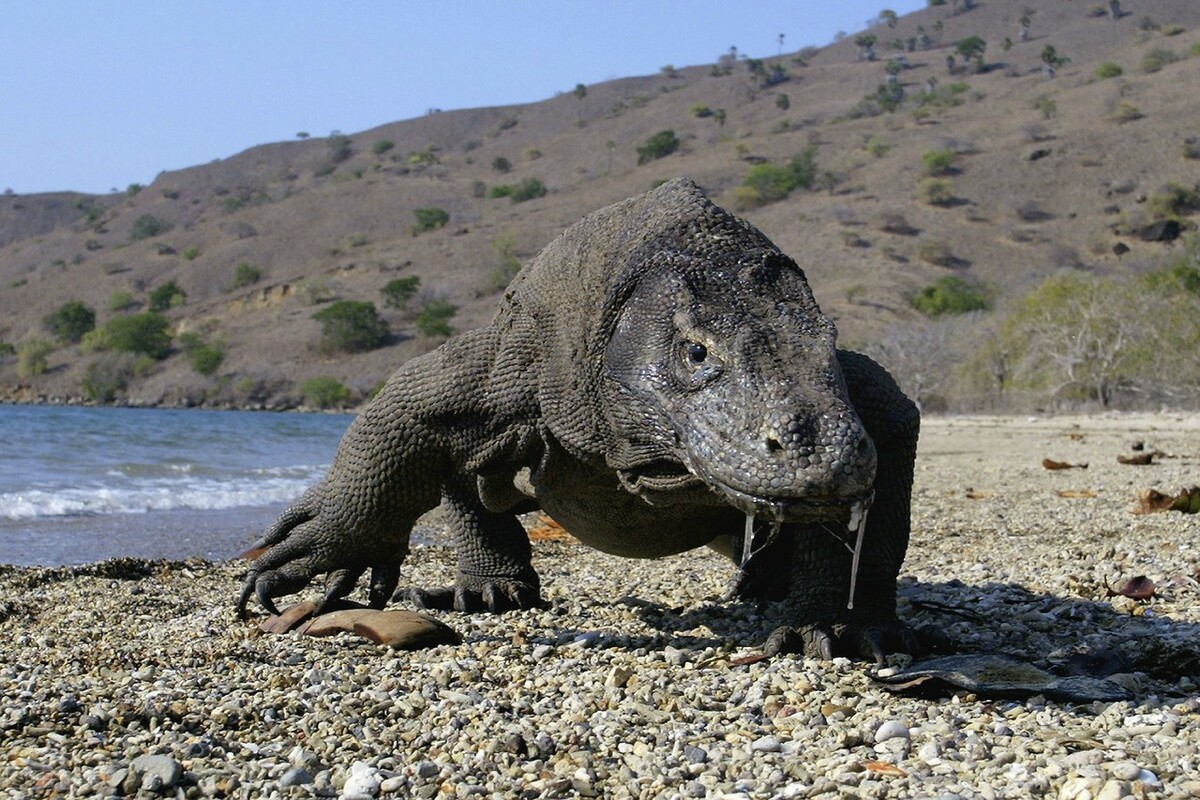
(2, 414), (1199, 799)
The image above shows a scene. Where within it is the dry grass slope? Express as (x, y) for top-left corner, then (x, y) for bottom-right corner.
(2, 0), (1200, 410)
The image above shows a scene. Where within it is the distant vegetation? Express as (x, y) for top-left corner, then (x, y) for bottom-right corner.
(232, 262), (262, 288)
(44, 301), (96, 344)
(301, 375), (351, 408)
(411, 207), (449, 235)
(313, 301), (389, 354)
(89, 312), (173, 360)
(148, 280), (187, 311)
(636, 130), (680, 165)
(415, 298), (457, 338)
(488, 177), (546, 203)
(129, 214), (172, 241)
(179, 332), (225, 376)
(734, 148), (818, 209)
(909, 276), (988, 316)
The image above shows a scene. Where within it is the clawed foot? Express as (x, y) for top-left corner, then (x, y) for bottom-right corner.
(407, 576), (543, 613)
(763, 620), (921, 664)
(238, 562), (400, 619)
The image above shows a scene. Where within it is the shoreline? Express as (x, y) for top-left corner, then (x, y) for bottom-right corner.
(2, 415), (1199, 797)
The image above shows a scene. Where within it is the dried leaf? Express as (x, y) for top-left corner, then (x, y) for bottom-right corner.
(1066, 432), (1085, 441)
(1056, 489), (1097, 499)
(299, 608), (460, 649)
(965, 490), (992, 499)
(260, 602), (460, 649)
(1134, 486), (1200, 515)
(1117, 452), (1154, 466)
(863, 761), (907, 777)
(527, 514), (575, 542)
(821, 702), (854, 717)
(1109, 575), (1155, 600)
(730, 652), (772, 667)
(1043, 458), (1088, 470)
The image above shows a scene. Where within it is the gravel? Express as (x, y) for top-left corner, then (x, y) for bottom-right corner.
(1, 413), (1198, 798)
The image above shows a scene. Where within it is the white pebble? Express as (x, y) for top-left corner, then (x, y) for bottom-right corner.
(874, 720), (910, 743)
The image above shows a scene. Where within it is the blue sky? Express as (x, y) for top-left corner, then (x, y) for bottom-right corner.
(2, 1), (924, 195)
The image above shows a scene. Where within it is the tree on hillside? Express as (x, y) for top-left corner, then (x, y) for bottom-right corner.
(955, 36), (987, 73)
(44, 301), (96, 344)
(636, 130), (680, 165)
(313, 301), (389, 354)
(855, 34), (878, 61)
(977, 271), (1200, 407)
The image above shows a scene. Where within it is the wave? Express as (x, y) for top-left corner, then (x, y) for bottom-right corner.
(0, 466), (326, 520)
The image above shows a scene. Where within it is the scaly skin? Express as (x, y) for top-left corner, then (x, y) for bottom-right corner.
(237, 178), (920, 662)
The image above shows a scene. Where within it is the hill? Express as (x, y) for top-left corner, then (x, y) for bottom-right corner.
(3, 0), (1199, 411)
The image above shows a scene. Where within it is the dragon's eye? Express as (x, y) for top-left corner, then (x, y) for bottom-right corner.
(685, 342), (708, 364)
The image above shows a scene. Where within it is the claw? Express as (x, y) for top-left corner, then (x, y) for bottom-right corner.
(256, 579), (281, 617)
(368, 564), (401, 609)
(236, 571), (259, 619)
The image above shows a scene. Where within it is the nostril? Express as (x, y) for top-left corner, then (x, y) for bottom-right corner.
(766, 436), (784, 453)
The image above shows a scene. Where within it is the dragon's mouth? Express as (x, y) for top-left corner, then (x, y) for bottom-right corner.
(712, 481), (873, 524)
(617, 458), (871, 522)
(617, 459), (704, 494)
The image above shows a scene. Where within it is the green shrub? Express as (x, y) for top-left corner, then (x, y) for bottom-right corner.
(488, 184), (514, 199)
(910, 276), (988, 316)
(1143, 260), (1200, 296)
(917, 239), (957, 267)
(130, 214), (172, 241)
(508, 177), (546, 203)
(179, 332), (225, 376)
(181, 246), (200, 261)
(108, 289), (137, 312)
(0, 341), (14, 359)
(312, 300), (389, 353)
(1148, 183), (1200, 219)
(411, 207), (449, 235)
(82, 353), (137, 402)
(1095, 61), (1124, 79)
(488, 233), (522, 293)
(1109, 102), (1143, 123)
(735, 147), (819, 209)
(491, 156), (512, 173)
(863, 136), (891, 157)
(1161, 23), (1185, 36)
(103, 312), (172, 359)
(381, 276), (421, 310)
(301, 376), (351, 409)
(636, 130), (680, 165)
(415, 299), (458, 338)
(921, 148), (957, 176)
(44, 300), (96, 344)
(1141, 48), (1178, 73)
(690, 103), (714, 118)
(328, 134), (352, 163)
(916, 177), (955, 206)
(372, 139), (394, 155)
(232, 262), (262, 288)
(16, 339), (53, 379)
(149, 279), (187, 311)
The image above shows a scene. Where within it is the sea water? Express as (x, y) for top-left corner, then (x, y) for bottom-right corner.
(0, 405), (352, 566)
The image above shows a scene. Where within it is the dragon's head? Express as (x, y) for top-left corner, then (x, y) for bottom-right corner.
(598, 187), (876, 523)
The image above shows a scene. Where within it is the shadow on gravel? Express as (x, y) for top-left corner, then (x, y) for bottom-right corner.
(896, 578), (1200, 686)
(602, 577), (1199, 700)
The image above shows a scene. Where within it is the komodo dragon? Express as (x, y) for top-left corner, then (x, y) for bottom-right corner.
(237, 178), (920, 661)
